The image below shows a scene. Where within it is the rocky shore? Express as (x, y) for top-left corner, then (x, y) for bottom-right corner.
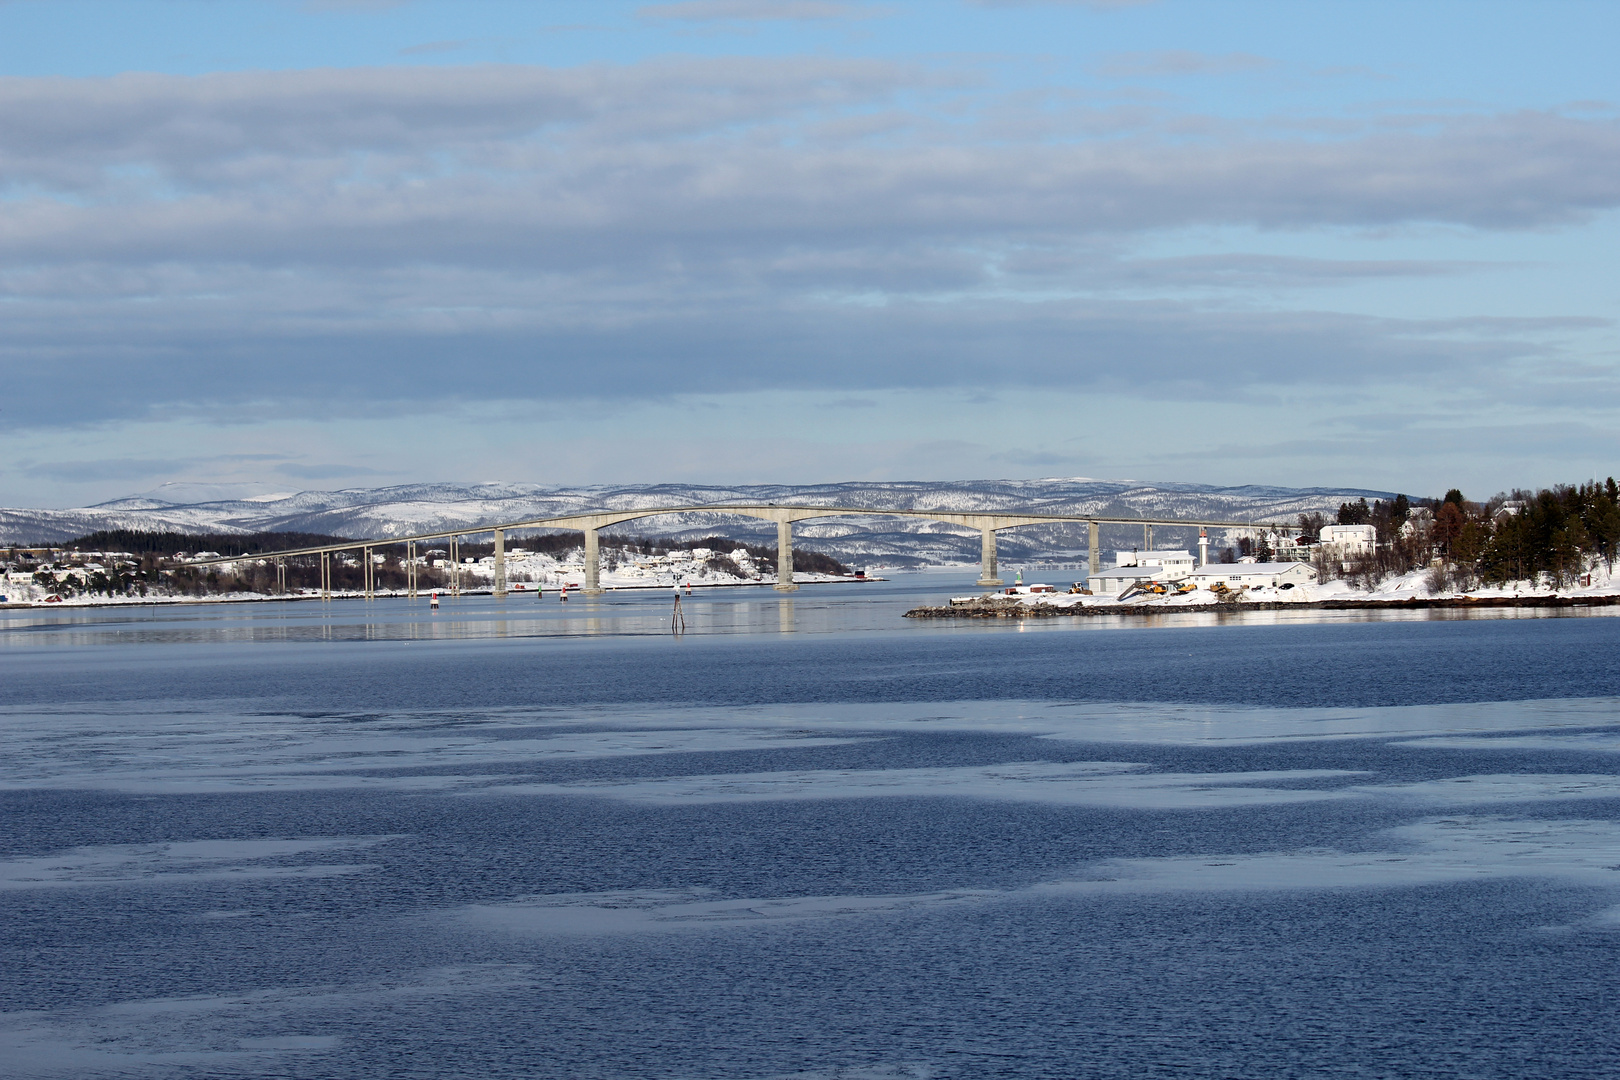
(904, 594), (1620, 618)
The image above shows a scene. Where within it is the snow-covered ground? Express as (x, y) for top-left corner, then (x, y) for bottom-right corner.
(974, 562), (1620, 610)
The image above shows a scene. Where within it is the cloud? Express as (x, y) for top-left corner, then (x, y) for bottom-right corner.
(399, 40), (469, 56)
(298, 0), (409, 11)
(0, 61), (1615, 429)
(636, 0), (868, 21)
(1094, 50), (1274, 79)
(19, 458), (196, 483)
(967, 1), (1156, 8)
(276, 463), (391, 479)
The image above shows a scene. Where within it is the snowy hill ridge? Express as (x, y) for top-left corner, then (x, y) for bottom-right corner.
(1, 479), (1393, 563)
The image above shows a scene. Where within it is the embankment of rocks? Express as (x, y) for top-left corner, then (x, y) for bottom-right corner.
(903, 594), (1620, 619)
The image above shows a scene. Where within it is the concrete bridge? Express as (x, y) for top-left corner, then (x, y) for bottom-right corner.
(191, 504), (1296, 599)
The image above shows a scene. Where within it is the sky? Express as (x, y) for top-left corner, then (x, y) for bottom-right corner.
(1, 0), (1618, 508)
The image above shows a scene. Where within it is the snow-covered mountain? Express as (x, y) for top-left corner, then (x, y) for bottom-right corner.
(1, 479), (1395, 564)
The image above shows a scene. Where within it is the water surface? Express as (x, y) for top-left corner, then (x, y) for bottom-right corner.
(3, 572), (1619, 1078)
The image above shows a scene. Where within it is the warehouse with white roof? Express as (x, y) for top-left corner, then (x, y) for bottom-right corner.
(1188, 562), (1317, 590)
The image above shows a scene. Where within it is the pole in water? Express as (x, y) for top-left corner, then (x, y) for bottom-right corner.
(672, 583), (685, 633)
(685, 580), (692, 594)
(430, 590), (439, 610)
(560, 584), (568, 602)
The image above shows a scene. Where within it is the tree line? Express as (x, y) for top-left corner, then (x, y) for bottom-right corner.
(1289, 480), (1620, 590)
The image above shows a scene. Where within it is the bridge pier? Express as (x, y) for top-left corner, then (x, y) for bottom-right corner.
(774, 519), (798, 592)
(1088, 521), (1099, 576)
(493, 529), (506, 598)
(583, 527), (603, 595)
(976, 528), (1003, 587)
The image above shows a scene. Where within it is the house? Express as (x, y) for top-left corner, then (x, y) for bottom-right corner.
(1272, 534), (1315, 562)
(1399, 507), (1433, 539)
(1317, 524), (1376, 556)
(1188, 562), (1317, 590)
(1492, 500), (1526, 525)
(1113, 549), (1196, 575)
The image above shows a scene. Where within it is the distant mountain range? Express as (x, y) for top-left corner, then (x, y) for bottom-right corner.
(1, 479), (1396, 565)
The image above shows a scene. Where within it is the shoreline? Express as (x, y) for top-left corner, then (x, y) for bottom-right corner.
(0, 574), (880, 612)
(905, 594), (1620, 618)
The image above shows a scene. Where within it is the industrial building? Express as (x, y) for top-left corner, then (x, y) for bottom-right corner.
(1188, 562), (1318, 589)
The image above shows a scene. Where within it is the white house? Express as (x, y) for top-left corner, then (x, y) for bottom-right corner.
(1113, 549), (1196, 575)
(1317, 524), (1376, 556)
(1272, 534), (1315, 562)
(1399, 507), (1433, 539)
(1189, 562), (1317, 590)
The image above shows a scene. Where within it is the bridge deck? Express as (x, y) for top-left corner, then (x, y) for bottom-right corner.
(182, 503), (1299, 599)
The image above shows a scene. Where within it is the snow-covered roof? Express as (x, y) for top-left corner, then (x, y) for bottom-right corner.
(1090, 565), (1180, 579)
(1192, 562), (1311, 574)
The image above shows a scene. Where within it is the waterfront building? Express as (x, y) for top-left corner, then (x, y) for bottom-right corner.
(1189, 562), (1318, 589)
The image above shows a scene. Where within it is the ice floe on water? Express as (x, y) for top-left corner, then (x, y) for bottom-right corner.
(444, 816), (1620, 941)
(7, 697), (1619, 799)
(455, 887), (997, 937)
(0, 704), (869, 793)
(486, 762), (1366, 808)
(1395, 732), (1620, 753)
(1355, 773), (1620, 805)
(0, 836), (394, 890)
(1044, 816), (1620, 896)
(0, 964), (531, 1078)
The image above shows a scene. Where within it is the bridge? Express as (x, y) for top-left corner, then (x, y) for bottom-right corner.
(190, 504), (1297, 599)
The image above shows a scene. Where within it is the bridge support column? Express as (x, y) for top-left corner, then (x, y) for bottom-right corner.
(1088, 522), (1099, 577)
(493, 529), (506, 598)
(774, 519), (798, 592)
(583, 527), (603, 595)
(976, 528), (1003, 587)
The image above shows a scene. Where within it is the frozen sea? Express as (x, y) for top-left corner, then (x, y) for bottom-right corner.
(4, 570), (1620, 1079)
